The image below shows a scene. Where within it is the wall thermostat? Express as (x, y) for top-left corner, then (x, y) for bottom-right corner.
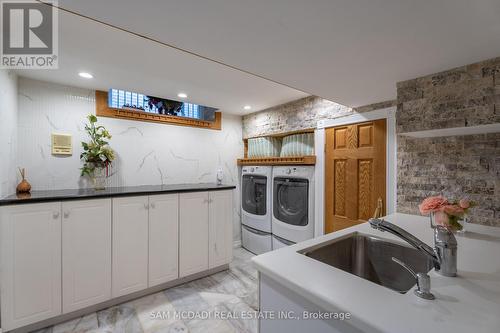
(51, 133), (73, 155)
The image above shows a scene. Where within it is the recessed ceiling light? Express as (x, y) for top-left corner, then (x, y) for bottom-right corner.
(244, 105), (252, 110)
(177, 93), (187, 98)
(78, 72), (93, 79)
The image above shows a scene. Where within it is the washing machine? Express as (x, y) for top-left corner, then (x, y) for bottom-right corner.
(241, 166), (273, 254)
(272, 166), (314, 244)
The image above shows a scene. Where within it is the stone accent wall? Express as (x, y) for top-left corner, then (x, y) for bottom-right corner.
(397, 134), (500, 226)
(354, 100), (397, 113)
(242, 96), (351, 138)
(242, 95), (396, 139)
(397, 57), (500, 227)
(397, 57), (500, 133)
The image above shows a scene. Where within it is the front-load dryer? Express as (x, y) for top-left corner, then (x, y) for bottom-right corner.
(241, 166), (272, 254)
(272, 166), (314, 244)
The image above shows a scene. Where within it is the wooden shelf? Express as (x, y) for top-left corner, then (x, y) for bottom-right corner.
(237, 156), (316, 166)
(399, 123), (500, 138)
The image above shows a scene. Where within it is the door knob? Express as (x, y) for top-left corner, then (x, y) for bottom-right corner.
(53, 211), (60, 219)
(63, 212), (69, 219)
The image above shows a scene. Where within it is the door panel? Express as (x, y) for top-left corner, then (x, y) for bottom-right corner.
(179, 192), (209, 277)
(112, 196), (149, 297)
(358, 159), (373, 221)
(62, 199), (112, 313)
(149, 194), (179, 287)
(333, 159), (347, 217)
(0, 203), (62, 331)
(209, 190), (233, 268)
(325, 119), (386, 233)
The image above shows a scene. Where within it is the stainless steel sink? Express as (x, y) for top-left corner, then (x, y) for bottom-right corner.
(300, 232), (434, 293)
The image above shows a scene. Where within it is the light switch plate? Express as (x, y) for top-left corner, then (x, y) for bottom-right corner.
(51, 133), (72, 155)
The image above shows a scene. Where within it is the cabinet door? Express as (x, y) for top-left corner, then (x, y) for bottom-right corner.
(112, 196), (149, 297)
(209, 190), (233, 268)
(0, 203), (62, 331)
(179, 192), (209, 277)
(149, 194), (179, 287)
(62, 199), (112, 313)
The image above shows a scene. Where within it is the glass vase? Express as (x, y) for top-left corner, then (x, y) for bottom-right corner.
(91, 166), (108, 190)
(456, 216), (469, 234)
(429, 211), (465, 233)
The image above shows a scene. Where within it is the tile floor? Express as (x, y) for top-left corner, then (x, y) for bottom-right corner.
(34, 248), (258, 333)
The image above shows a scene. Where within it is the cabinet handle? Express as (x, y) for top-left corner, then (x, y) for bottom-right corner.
(53, 211), (60, 219)
(150, 203), (156, 209)
(63, 212), (69, 219)
(144, 203), (149, 210)
(203, 199), (209, 203)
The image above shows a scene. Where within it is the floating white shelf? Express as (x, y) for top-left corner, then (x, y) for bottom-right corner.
(399, 123), (500, 138)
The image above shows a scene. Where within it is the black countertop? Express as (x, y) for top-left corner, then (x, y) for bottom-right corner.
(0, 183), (236, 206)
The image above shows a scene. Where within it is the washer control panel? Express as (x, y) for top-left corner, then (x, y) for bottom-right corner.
(242, 166), (265, 174)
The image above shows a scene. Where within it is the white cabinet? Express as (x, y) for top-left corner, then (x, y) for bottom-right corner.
(209, 190), (233, 268)
(112, 196), (149, 297)
(149, 194), (179, 286)
(62, 199), (112, 313)
(179, 192), (209, 277)
(0, 187), (233, 331)
(0, 202), (62, 331)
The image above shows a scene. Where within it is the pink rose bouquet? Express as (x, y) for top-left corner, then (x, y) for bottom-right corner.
(419, 196), (449, 215)
(419, 196), (475, 231)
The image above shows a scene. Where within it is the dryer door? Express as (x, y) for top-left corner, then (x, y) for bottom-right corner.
(242, 175), (267, 215)
(273, 177), (309, 226)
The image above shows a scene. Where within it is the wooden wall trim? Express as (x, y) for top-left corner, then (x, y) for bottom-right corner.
(95, 91), (222, 130)
(237, 156), (316, 166)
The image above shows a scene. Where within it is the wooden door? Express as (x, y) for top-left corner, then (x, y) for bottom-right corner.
(112, 196), (149, 297)
(62, 199), (112, 313)
(149, 194), (179, 287)
(0, 203), (62, 331)
(208, 190), (233, 268)
(325, 119), (386, 233)
(179, 192), (209, 277)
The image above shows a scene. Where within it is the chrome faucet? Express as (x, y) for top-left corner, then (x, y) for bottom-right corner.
(368, 218), (457, 277)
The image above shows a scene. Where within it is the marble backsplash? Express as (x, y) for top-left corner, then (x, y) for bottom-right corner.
(0, 70), (18, 198)
(16, 77), (244, 242)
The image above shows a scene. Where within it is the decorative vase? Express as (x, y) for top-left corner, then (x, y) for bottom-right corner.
(91, 166), (108, 190)
(16, 168), (31, 194)
(429, 211), (465, 233)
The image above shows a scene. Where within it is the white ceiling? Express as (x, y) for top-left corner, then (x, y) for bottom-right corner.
(16, 7), (308, 115)
(47, 0), (500, 107)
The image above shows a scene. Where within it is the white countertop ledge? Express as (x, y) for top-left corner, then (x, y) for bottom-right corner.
(252, 213), (500, 333)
